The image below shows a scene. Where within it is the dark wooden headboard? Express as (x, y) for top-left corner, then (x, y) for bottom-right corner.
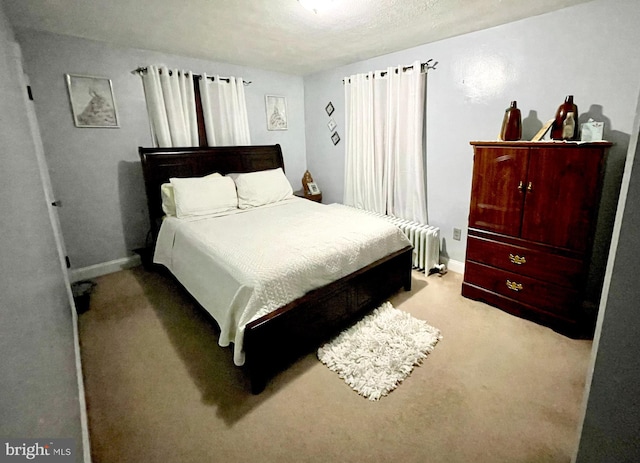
(139, 144), (285, 237)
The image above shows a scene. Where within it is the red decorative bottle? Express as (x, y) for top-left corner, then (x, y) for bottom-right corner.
(551, 95), (579, 140)
(499, 101), (522, 141)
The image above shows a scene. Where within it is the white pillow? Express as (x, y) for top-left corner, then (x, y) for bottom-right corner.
(161, 172), (221, 216)
(170, 175), (238, 218)
(231, 168), (293, 209)
(160, 183), (177, 216)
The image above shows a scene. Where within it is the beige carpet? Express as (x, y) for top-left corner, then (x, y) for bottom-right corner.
(79, 267), (592, 463)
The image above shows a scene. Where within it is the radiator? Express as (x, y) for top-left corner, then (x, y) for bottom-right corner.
(343, 206), (441, 273)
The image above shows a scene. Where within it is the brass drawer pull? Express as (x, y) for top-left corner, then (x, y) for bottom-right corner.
(506, 280), (523, 292)
(509, 253), (526, 265)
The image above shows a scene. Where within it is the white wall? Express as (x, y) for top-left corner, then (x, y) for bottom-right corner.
(575, 80), (640, 463)
(304, 0), (640, 270)
(16, 29), (308, 270)
(0, 1), (84, 455)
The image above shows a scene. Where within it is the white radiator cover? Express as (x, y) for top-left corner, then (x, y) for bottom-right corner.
(340, 205), (441, 273)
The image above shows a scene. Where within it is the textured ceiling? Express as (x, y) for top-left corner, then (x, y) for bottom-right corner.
(4, 0), (592, 75)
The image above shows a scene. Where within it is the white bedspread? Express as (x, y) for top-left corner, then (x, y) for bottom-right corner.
(154, 197), (411, 366)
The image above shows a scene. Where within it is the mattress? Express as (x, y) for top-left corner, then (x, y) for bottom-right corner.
(154, 197), (411, 365)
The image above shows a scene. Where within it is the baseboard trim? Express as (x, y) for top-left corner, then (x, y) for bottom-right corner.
(69, 255), (141, 282)
(443, 258), (465, 274)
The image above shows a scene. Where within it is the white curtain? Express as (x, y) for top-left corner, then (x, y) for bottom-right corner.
(344, 60), (427, 224)
(344, 71), (387, 214)
(141, 65), (198, 147)
(199, 74), (251, 146)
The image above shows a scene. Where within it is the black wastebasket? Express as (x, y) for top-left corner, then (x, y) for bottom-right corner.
(71, 280), (96, 314)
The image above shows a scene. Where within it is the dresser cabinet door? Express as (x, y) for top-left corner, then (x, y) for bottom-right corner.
(468, 147), (528, 236)
(521, 147), (604, 252)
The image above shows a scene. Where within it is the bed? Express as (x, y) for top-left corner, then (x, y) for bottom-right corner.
(139, 144), (413, 393)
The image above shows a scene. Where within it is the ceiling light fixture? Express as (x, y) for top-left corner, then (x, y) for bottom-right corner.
(298, 0), (334, 14)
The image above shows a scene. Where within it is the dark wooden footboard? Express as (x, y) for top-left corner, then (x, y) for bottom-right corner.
(244, 245), (413, 394)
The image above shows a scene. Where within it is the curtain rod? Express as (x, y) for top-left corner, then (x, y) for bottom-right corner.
(131, 66), (252, 85)
(342, 59), (437, 84)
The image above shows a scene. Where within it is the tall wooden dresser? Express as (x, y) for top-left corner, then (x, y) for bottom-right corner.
(462, 141), (611, 336)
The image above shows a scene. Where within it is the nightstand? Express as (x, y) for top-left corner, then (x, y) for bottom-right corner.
(294, 189), (322, 203)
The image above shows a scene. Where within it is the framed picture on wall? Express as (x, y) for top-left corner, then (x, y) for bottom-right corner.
(327, 118), (337, 131)
(331, 131), (341, 145)
(65, 74), (119, 128)
(325, 102), (335, 116)
(265, 95), (288, 130)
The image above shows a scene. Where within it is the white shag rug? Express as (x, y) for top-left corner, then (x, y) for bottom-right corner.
(317, 301), (442, 401)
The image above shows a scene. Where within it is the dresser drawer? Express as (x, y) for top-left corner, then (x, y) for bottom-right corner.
(466, 236), (583, 288)
(463, 261), (578, 318)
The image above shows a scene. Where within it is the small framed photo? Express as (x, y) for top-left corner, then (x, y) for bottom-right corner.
(66, 74), (119, 128)
(327, 118), (337, 131)
(307, 182), (321, 195)
(265, 95), (288, 130)
(331, 131), (341, 145)
(581, 120), (604, 141)
(325, 102), (335, 116)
